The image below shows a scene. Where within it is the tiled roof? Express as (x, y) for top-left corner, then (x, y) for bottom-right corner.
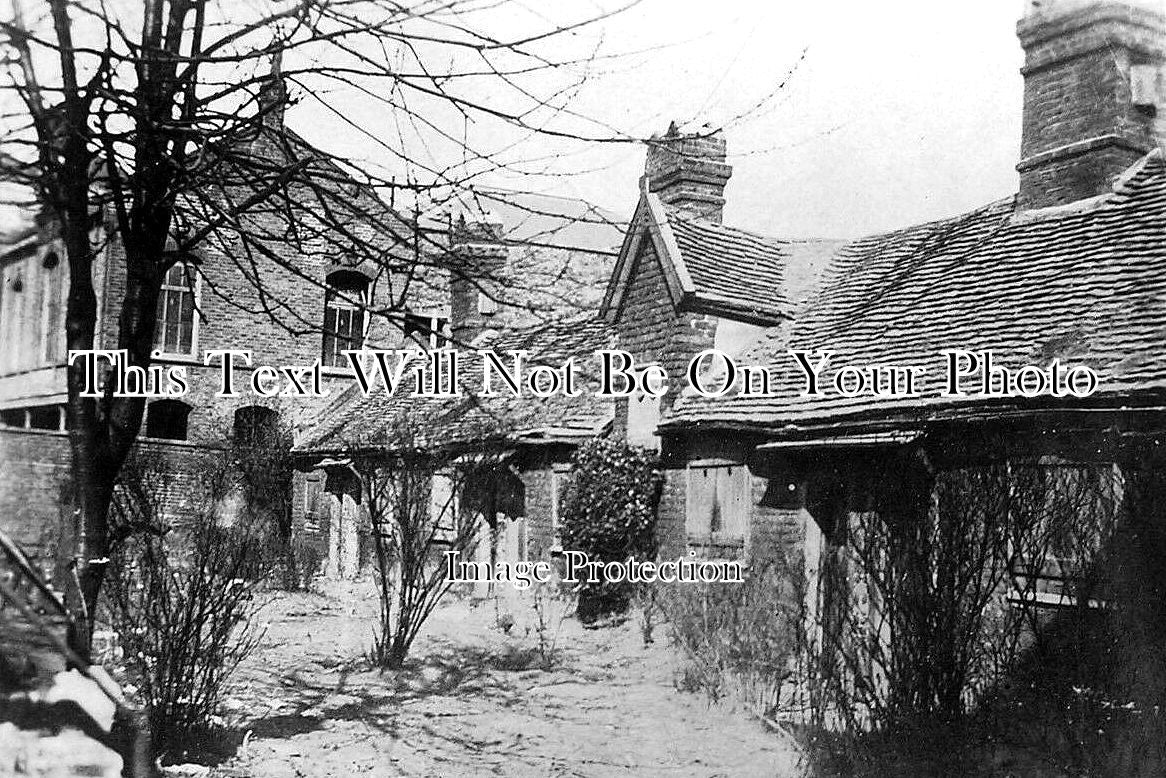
(466, 189), (625, 255)
(295, 316), (616, 454)
(602, 180), (809, 326)
(665, 151), (1166, 433)
(667, 213), (793, 320)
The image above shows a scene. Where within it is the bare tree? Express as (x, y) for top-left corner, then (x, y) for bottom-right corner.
(343, 410), (508, 669)
(789, 453), (1124, 733)
(0, 0), (653, 655)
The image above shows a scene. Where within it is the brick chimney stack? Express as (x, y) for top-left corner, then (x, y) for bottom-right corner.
(1016, 0), (1165, 210)
(258, 51), (288, 130)
(644, 122), (733, 223)
(448, 213), (507, 345)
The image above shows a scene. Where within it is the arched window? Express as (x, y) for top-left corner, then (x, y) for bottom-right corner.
(145, 399), (192, 440)
(322, 270), (369, 367)
(233, 405), (280, 446)
(154, 262), (198, 355)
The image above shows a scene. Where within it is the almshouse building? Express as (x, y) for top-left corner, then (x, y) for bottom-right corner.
(650, 0), (1166, 597)
(295, 1), (1166, 621)
(0, 64), (622, 567)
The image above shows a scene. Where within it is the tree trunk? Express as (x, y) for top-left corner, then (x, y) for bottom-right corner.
(63, 222), (161, 657)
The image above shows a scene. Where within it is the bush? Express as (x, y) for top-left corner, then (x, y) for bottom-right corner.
(560, 438), (662, 621)
(659, 558), (796, 720)
(105, 522), (267, 764)
(103, 448), (274, 764)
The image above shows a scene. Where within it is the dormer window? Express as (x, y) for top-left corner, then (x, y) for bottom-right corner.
(322, 270), (369, 368)
(154, 262), (199, 356)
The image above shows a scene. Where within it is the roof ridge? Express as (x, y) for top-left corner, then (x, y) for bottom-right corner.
(663, 207), (790, 247)
(844, 197), (1016, 250)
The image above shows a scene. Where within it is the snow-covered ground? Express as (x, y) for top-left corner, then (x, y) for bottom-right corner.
(215, 581), (805, 777)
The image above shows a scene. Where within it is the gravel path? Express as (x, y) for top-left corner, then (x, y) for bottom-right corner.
(210, 583), (805, 778)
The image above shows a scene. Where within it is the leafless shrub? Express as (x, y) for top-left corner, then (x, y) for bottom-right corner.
(788, 455), (1124, 736)
(348, 413), (509, 670)
(632, 583), (661, 647)
(529, 575), (573, 670)
(103, 450), (272, 764)
(659, 558), (797, 719)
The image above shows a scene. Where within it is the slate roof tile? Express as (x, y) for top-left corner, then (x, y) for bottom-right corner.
(665, 151), (1166, 432)
(667, 212), (793, 320)
(295, 316), (616, 454)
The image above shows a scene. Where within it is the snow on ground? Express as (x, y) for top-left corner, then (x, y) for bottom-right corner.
(212, 581), (805, 777)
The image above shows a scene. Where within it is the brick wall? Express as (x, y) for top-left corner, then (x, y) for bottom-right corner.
(0, 427), (225, 566)
(655, 462), (688, 557)
(654, 431), (808, 568)
(613, 238), (717, 413)
(1017, 1), (1165, 208)
(612, 235), (718, 550)
(749, 475), (807, 566)
(0, 428), (74, 561)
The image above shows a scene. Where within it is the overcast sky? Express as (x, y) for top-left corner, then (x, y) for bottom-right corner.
(2, 1), (1034, 242)
(304, 0), (1032, 241)
(541, 0), (1029, 239)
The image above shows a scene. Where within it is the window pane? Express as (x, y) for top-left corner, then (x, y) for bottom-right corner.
(351, 309), (365, 349)
(166, 290), (183, 352)
(323, 272), (369, 365)
(154, 266), (197, 354)
(154, 295), (168, 350)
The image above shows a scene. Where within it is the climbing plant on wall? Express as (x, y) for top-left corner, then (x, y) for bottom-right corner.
(560, 438), (663, 622)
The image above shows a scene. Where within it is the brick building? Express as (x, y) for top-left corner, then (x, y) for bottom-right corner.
(0, 64), (621, 565)
(293, 199), (621, 581)
(624, 0), (1166, 687)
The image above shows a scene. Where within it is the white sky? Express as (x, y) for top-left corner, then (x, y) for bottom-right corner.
(576, 0), (1030, 239)
(299, 0), (1031, 240)
(1, 1), (1036, 242)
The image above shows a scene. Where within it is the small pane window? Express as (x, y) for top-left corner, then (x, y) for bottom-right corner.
(322, 271), (368, 368)
(154, 263), (198, 355)
(403, 313), (449, 351)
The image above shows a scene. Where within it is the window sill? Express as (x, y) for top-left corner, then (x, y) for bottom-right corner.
(1006, 590), (1109, 610)
(685, 533), (745, 547)
(152, 353), (201, 365)
(138, 435), (204, 448)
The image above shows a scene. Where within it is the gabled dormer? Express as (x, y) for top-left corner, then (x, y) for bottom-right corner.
(600, 124), (800, 445)
(601, 175), (793, 329)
